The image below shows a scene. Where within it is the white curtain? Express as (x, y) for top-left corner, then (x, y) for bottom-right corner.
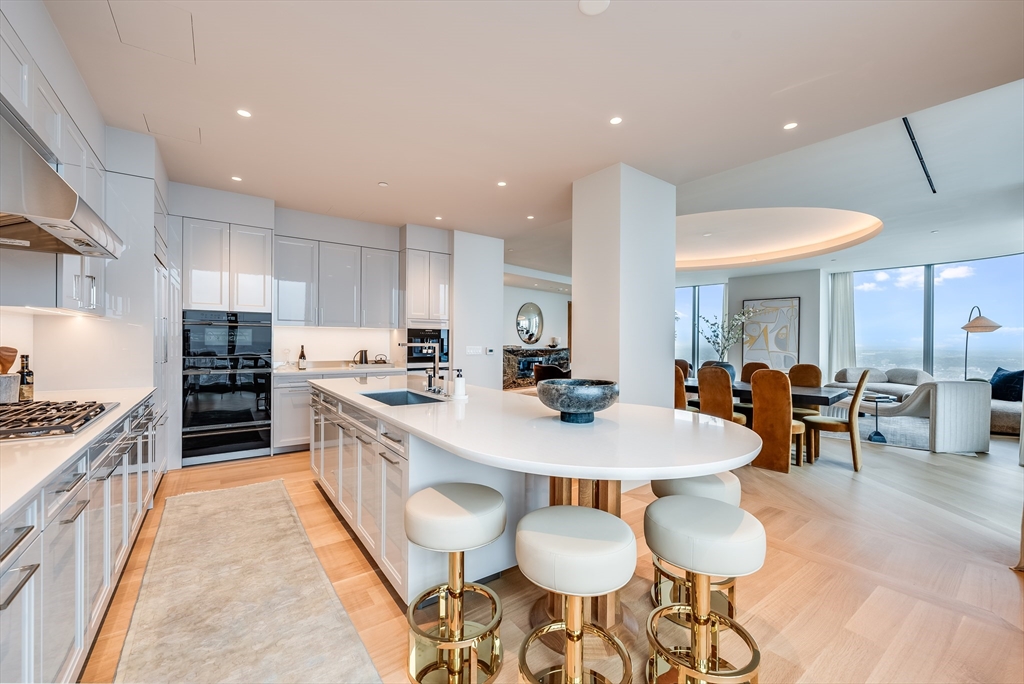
(829, 272), (857, 380)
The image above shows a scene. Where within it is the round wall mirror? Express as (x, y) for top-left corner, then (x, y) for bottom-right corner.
(516, 302), (544, 344)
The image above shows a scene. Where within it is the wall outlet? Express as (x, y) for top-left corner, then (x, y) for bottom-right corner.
(486, 347), (495, 355)
(466, 346), (483, 355)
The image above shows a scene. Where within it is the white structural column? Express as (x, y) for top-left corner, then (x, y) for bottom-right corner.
(571, 163), (676, 408)
(451, 230), (505, 389)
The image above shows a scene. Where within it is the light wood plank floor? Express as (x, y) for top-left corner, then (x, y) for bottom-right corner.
(82, 436), (1024, 684)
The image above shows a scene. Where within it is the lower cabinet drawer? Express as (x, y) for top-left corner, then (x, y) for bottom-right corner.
(0, 536), (42, 684)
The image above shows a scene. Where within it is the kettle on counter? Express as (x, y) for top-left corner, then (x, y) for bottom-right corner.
(353, 349), (369, 365)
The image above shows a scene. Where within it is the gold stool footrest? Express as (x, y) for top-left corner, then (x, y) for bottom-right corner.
(407, 582), (503, 684)
(650, 556), (736, 624)
(519, 620), (632, 684)
(646, 604), (760, 684)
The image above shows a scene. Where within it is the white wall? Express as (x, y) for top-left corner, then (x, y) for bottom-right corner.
(272, 327), (393, 368)
(276, 208), (399, 250)
(451, 231), (504, 389)
(169, 182), (275, 229)
(725, 269), (830, 370)
(0, 310), (34, 362)
(503, 287), (570, 348)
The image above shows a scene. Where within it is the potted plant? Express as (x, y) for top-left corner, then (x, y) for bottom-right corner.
(698, 307), (764, 382)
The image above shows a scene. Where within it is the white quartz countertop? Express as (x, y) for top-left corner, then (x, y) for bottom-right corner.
(274, 365), (403, 377)
(309, 377), (763, 480)
(0, 387), (155, 518)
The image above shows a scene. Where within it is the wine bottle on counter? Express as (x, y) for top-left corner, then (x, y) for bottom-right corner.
(298, 345), (307, 371)
(18, 355), (33, 402)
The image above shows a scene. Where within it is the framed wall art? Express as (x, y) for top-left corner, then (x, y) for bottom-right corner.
(742, 297), (800, 369)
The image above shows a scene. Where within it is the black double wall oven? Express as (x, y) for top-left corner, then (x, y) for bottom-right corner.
(182, 311), (272, 466)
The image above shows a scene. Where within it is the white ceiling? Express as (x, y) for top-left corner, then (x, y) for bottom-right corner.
(46, 0), (1023, 250)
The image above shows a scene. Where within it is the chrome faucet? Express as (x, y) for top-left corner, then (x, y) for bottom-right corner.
(399, 343), (443, 393)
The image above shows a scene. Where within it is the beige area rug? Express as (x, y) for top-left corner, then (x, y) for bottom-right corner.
(115, 480), (381, 684)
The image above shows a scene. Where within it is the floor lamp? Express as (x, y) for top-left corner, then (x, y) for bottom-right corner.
(961, 306), (1001, 379)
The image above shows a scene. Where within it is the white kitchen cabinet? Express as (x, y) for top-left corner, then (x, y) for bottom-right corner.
(320, 242), (361, 327)
(272, 378), (318, 454)
(58, 255), (82, 311)
(320, 413), (341, 503)
(182, 218), (230, 311)
(31, 70), (62, 158)
(310, 400), (323, 480)
(0, 14), (33, 125)
(229, 224), (272, 313)
(106, 450), (127, 586)
(338, 419), (359, 520)
(0, 536), (41, 684)
(405, 249), (430, 320)
(60, 120), (86, 195)
(84, 151), (105, 218)
(40, 484), (88, 684)
(428, 252), (450, 321)
(85, 475), (106, 633)
(273, 236), (318, 326)
(378, 443), (407, 593)
(361, 248), (399, 328)
(356, 432), (381, 554)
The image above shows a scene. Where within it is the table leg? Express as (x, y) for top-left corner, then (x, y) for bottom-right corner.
(867, 401), (887, 444)
(530, 477), (640, 654)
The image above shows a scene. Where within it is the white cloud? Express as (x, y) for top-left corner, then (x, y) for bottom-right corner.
(874, 272), (890, 282)
(935, 265), (975, 284)
(855, 282), (883, 292)
(894, 268), (924, 289)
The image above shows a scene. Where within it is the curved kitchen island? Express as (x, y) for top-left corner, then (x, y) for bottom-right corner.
(306, 375), (762, 617)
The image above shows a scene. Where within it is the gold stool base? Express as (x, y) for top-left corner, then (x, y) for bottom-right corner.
(532, 665), (615, 684)
(407, 582), (503, 684)
(647, 648), (741, 684)
(646, 604), (760, 684)
(650, 556), (736, 626)
(519, 621), (632, 684)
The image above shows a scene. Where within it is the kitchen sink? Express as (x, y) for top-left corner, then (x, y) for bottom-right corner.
(361, 390), (443, 406)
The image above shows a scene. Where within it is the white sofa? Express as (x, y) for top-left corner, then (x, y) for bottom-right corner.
(827, 368), (991, 453)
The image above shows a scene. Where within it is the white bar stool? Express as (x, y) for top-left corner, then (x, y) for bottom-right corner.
(405, 483), (507, 684)
(516, 505), (637, 684)
(648, 472), (741, 617)
(644, 495), (766, 684)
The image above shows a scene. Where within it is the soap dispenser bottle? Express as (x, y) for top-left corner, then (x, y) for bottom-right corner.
(453, 368), (466, 397)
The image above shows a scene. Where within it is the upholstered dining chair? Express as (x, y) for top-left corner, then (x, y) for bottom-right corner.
(750, 369), (805, 472)
(802, 369), (870, 471)
(675, 359), (691, 379)
(735, 362), (770, 423)
(674, 365), (697, 411)
(697, 365), (746, 425)
(789, 363), (823, 421)
(533, 364), (570, 383)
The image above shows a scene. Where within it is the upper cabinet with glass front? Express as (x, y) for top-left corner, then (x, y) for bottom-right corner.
(183, 219), (272, 312)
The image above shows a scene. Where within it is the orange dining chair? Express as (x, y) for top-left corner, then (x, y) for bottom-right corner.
(750, 369), (805, 472)
(802, 370), (870, 471)
(789, 363), (823, 422)
(674, 366), (696, 411)
(697, 366), (746, 426)
(734, 362), (769, 423)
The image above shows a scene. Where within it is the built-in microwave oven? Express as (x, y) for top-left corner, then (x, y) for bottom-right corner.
(406, 328), (448, 368)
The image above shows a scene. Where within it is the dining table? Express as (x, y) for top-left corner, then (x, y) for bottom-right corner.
(683, 379), (850, 406)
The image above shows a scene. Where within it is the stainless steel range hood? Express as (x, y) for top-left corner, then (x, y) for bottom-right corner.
(0, 112), (123, 259)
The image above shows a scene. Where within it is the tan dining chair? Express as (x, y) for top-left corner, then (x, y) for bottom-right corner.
(735, 362), (770, 423)
(750, 369), (805, 473)
(674, 365), (696, 412)
(698, 365), (746, 425)
(789, 363), (823, 421)
(675, 359), (691, 379)
(802, 370), (870, 472)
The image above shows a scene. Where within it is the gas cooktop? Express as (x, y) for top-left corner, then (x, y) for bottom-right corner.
(0, 401), (119, 440)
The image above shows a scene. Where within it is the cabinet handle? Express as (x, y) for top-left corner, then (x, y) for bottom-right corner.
(381, 432), (403, 445)
(54, 471), (85, 494)
(0, 526), (33, 564)
(0, 564), (39, 611)
(378, 451), (399, 465)
(73, 273), (81, 303)
(59, 499), (90, 525)
(86, 274), (97, 309)
(355, 435), (372, 446)
(319, 308), (324, 326)
(94, 454), (124, 482)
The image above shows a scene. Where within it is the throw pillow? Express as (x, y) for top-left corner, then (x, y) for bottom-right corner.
(990, 367), (1023, 402)
(835, 367), (887, 383)
(886, 368), (935, 386)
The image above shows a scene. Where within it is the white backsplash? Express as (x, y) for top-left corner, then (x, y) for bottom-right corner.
(0, 310), (34, 362)
(273, 327), (399, 368)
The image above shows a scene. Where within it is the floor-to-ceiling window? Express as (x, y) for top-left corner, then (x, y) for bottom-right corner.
(697, 284), (725, 367)
(674, 284), (726, 367)
(852, 254), (1023, 378)
(932, 253), (1024, 380)
(674, 286), (694, 363)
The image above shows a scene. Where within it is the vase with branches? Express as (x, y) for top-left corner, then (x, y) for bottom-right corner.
(699, 307), (764, 363)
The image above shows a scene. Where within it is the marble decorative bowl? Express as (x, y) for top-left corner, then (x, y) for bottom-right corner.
(536, 379), (619, 424)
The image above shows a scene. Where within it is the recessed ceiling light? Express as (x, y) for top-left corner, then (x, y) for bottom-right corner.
(534, 283), (538, 286)
(435, 216), (442, 220)
(830, 259), (837, 262)
(231, 176), (242, 181)
(702, 233), (712, 237)
(378, 181), (389, 187)
(236, 109), (251, 118)
(751, 258), (758, 262)
(930, 230), (939, 234)
(783, 122), (798, 130)
(508, 249), (514, 252)
(579, 0), (611, 16)
(609, 116), (622, 125)
(497, 181), (507, 187)
(527, 216), (535, 220)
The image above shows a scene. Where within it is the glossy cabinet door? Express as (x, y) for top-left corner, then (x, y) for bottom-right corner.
(58, 254), (83, 311)
(108, 452), (126, 578)
(361, 248), (399, 328)
(319, 242), (361, 327)
(31, 72), (62, 159)
(0, 15), (33, 124)
(378, 447), (407, 592)
(272, 385), (315, 452)
(0, 536), (41, 684)
(183, 218), (230, 311)
(338, 420), (359, 520)
(126, 440), (141, 536)
(273, 236), (318, 326)
(41, 486), (88, 684)
(86, 474), (107, 633)
(405, 249), (430, 320)
(428, 252), (450, 321)
(310, 401), (323, 480)
(84, 151), (105, 218)
(356, 432), (381, 554)
(320, 414), (341, 503)
(229, 224), (272, 312)
(60, 120), (87, 196)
